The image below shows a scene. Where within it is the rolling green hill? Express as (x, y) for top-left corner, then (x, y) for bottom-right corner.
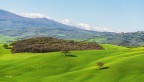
(0, 44), (144, 82)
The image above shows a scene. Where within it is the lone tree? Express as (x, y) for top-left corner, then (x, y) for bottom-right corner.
(61, 49), (71, 56)
(96, 62), (104, 70)
(3, 44), (9, 49)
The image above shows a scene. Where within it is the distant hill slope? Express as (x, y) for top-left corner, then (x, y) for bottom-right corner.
(0, 9), (102, 40)
(0, 9), (76, 30)
(12, 37), (104, 53)
(1, 9), (144, 47)
(0, 35), (16, 44)
(0, 45), (144, 82)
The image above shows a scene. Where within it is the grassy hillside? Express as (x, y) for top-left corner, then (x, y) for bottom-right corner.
(101, 44), (128, 50)
(0, 44), (144, 82)
(0, 35), (16, 44)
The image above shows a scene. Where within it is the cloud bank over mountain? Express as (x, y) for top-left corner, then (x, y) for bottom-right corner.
(18, 13), (52, 19)
(16, 12), (119, 32)
(60, 19), (119, 32)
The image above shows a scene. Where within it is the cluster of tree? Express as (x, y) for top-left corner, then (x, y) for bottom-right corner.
(3, 44), (9, 49)
(96, 62), (104, 70)
(3, 44), (12, 49)
(61, 49), (71, 56)
(11, 37), (104, 53)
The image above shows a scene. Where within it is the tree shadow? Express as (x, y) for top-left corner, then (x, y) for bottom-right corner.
(67, 54), (77, 57)
(101, 67), (110, 70)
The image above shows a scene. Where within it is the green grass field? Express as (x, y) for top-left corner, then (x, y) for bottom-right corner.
(87, 38), (106, 43)
(0, 44), (144, 82)
(0, 35), (16, 44)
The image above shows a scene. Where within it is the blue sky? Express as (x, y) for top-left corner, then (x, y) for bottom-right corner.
(0, 0), (144, 32)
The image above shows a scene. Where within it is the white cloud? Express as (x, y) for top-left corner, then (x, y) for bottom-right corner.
(60, 19), (72, 25)
(78, 23), (93, 30)
(77, 23), (116, 32)
(59, 18), (118, 32)
(18, 13), (52, 19)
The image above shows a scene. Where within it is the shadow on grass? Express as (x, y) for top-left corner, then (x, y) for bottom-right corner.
(67, 54), (77, 57)
(101, 67), (110, 70)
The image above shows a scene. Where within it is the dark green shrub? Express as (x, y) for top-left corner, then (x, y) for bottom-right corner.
(3, 44), (9, 49)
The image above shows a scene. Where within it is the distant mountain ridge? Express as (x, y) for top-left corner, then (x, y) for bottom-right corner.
(0, 9), (77, 30)
(1, 9), (144, 47)
(0, 9), (97, 40)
